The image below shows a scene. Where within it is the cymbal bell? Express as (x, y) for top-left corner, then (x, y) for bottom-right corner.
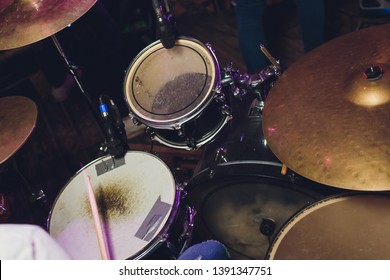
(262, 23), (390, 191)
(0, 96), (38, 164)
(0, 0), (97, 50)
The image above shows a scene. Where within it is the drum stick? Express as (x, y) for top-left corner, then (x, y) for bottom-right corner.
(281, 164), (288, 175)
(81, 169), (110, 260)
(260, 44), (281, 70)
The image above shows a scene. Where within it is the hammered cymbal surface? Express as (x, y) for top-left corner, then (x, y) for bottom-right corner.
(0, 0), (97, 50)
(262, 23), (390, 191)
(0, 96), (38, 164)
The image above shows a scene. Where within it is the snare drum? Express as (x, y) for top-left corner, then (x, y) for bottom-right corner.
(124, 37), (232, 150)
(48, 151), (194, 260)
(267, 193), (390, 260)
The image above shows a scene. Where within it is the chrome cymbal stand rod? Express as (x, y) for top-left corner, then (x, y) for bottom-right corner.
(51, 34), (104, 133)
(51, 34), (99, 117)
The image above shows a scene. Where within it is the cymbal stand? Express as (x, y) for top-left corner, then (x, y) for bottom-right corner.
(0, 159), (48, 224)
(10, 158), (47, 208)
(51, 34), (101, 124)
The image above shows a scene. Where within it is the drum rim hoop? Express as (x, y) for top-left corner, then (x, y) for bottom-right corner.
(123, 36), (221, 128)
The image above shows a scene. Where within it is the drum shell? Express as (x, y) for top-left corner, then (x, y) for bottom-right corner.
(123, 36), (231, 150)
(148, 96), (232, 150)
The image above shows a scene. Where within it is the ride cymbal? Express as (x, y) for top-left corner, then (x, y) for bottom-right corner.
(0, 96), (38, 164)
(262, 23), (390, 191)
(0, 0), (97, 50)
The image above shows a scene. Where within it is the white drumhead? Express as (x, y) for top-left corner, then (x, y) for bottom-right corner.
(124, 37), (218, 127)
(48, 151), (176, 260)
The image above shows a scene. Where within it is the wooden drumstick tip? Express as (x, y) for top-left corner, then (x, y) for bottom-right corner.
(281, 164), (288, 175)
(259, 44), (281, 70)
(81, 166), (111, 260)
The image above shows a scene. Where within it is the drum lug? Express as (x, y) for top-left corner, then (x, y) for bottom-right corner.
(248, 96), (264, 117)
(205, 42), (215, 54)
(185, 137), (197, 150)
(145, 126), (155, 137)
(178, 183), (187, 197)
(127, 112), (141, 126)
(215, 92), (225, 103)
(159, 204), (196, 258)
(173, 123), (182, 130)
(288, 172), (299, 183)
(215, 83), (223, 94)
(220, 104), (232, 117)
(0, 193), (11, 223)
(132, 118), (141, 126)
(177, 127), (185, 137)
(209, 147), (228, 178)
(178, 205), (197, 255)
(214, 94), (232, 117)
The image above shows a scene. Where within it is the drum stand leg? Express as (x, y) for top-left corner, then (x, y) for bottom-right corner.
(0, 159), (49, 225)
(10, 158), (50, 224)
(10, 158), (47, 205)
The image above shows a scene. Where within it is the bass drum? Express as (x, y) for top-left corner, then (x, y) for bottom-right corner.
(48, 151), (194, 260)
(267, 192), (390, 259)
(186, 95), (336, 260)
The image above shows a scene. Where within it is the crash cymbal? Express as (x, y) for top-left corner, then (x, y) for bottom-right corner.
(262, 23), (390, 191)
(0, 96), (38, 164)
(0, 0), (97, 50)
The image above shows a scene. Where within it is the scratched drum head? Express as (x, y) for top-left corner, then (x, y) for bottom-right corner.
(187, 162), (324, 259)
(267, 193), (390, 259)
(48, 151), (176, 260)
(124, 36), (219, 128)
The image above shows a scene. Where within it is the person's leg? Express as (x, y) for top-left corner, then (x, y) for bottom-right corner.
(0, 224), (71, 260)
(295, 0), (325, 52)
(234, 0), (268, 74)
(178, 240), (230, 260)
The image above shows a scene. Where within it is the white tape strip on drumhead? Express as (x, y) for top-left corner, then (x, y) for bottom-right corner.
(135, 195), (172, 242)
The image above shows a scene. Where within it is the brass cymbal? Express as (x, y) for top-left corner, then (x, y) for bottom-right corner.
(0, 96), (38, 164)
(262, 23), (390, 191)
(0, 0), (97, 50)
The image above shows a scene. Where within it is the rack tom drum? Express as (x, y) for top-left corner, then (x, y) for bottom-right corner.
(124, 37), (231, 150)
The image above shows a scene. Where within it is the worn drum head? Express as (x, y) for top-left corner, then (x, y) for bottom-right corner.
(267, 193), (390, 259)
(124, 37), (219, 128)
(187, 163), (323, 259)
(48, 151), (176, 260)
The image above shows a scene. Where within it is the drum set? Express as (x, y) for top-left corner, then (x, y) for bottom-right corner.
(1, 1), (390, 260)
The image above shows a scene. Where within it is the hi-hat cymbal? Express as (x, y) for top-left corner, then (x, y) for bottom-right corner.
(0, 0), (97, 50)
(0, 96), (38, 164)
(262, 23), (390, 191)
